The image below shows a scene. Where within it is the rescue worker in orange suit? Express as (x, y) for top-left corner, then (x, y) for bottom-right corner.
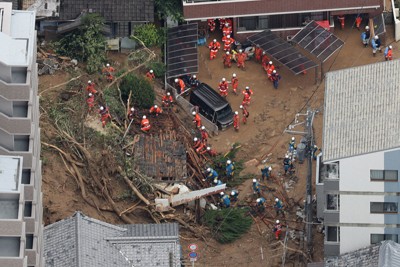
(222, 35), (234, 51)
(338, 15), (345, 30)
(242, 86), (253, 106)
(192, 111), (202, 128)
(141, 115), (151, 132)
(231, 73), (239, 95)
(261, 51), (270, 68)
(223, 51), (232, 68)
(255, 45), (263, 62)
(219, 18), (226, 30)
(128, 107), (137, 121)
(146, 69), (155, 81)
(355, 16), (362, 31)
(193, 137), (205, 153)
(240, 105), (249, 124)
(236, 49), (247, 70)
(208, 19), (216, 32)
(208, 39), (221, 60)
(222, 23), (232, 37)
(174, 78), (185, 94)
(233, 111), (240, 131)
(225, 18), (233, 27)
(265, 61), (275, 80)
(218, 78), (229, 97)
(162, 92), (173, 107)
(86, 80), (97, 94)
(200, 126), (209, 144)
(102, 63), (115, 82)
(86, 93), (95, 112)
(205, 146), (218, 157)
(149, 105), (162, 116)
(99, 106), (111, 128)
(273, 220), (283, 240)
(385, 45), (393, 61)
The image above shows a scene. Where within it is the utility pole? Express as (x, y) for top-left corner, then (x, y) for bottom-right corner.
(285, 108), (317, 255)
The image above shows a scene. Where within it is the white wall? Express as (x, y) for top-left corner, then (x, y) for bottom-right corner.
(340, 226), (384, 254)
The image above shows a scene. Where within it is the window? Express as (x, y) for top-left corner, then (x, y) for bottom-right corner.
(326, 194), (340, 211)
(371, 234), (398, 244)
(370, 202), (398, 213)
(326, 226), (340, 242)
(370, 170), (398, 181)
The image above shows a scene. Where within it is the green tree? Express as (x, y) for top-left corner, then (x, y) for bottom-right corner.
(119, 74), (155, 109)
(203, 208), (252, 243)
(56, 14), (106, 73)
(155, 0), (184, 22)
(132, 24), (164, 47)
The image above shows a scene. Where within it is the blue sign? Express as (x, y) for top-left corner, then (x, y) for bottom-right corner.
(188, 252), (198, 259)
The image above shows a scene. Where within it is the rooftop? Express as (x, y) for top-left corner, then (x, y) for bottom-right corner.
(323, 60), (400, 162)
(44, 211), (181, 267)
(0, 156), (22, 192)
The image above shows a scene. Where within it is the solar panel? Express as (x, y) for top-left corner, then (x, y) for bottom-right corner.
(247, 30), (317, 75)
(291, 21), (344, 62)
(167, 23), (199, 78)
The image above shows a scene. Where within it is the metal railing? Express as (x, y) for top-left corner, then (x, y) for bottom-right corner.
(165, 83), (219, 135)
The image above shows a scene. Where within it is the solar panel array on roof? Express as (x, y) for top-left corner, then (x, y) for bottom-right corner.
(247, 30), (317, 75)
(167, 23), (198, 78)
(291, 21), (344, 62)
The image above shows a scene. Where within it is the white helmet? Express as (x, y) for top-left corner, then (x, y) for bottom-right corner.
(201, 126), (205, 130)
(227, 160), (232, 164)
(240, 105), (243, 109)
(226, 51), (230, 55)
(239, 49), (243, 53)
(227, 35), (230, 38)
(231, 191), (236, 196)
(194, 137), (198, 141)
(245, 86), (249, 90)
(213, 39), (217, 42)
(130, 107), (134, 111)
(222, 78), (226, 82)
(167, 92), (170, 96)
(269, 61), (273, 65)
(150, 69), (153, 73)
(291, 137), (295, 141)
(389, 45), (393, 49)
(142, 115), (146, 119)
(192, 111), (196, 115)
(88, 93), (92, 97)
(207, 167), (211, 172)
(285, 155), (289, 158)
(100, 106), (104, 110)
(269, 167), (272, 171)
(235, 111), (239, 115)
(374, 35), (379, 40)
(262, 51), (266, 55)
(220, 192), (224, 196)
(207, 147), (211, 151)
(88, 80), (92, 84)
(365, 26), (370, 30)
(275, 198), (279, 202)
(106, 63), (110, 67)
(154, 105), (158, 108)
(232, 73), (236, 77)
(175, 78), (179, 83)
(213, 179), (218, 184)
(272, 70), (276, 74)
(276, 220), (280, 224)
(193, 75), (197, 78)
(253, 179), (257, 183)
(256, 198), (261, 203)
(225, 23), (229, 27)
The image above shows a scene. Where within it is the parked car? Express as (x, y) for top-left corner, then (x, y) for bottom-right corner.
(190, 83), (234, 129)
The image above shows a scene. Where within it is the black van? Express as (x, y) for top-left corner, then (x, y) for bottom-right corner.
(189, 83), (234, 129)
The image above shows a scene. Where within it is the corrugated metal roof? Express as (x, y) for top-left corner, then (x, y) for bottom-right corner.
(323, 60), (400, 162)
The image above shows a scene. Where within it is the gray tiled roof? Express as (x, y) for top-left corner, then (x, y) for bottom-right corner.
(323, 60), (400, 162)
(59, 0), (154, 22)
(44, 212), (181, 267)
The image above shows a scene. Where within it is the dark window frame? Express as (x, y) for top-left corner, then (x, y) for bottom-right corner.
(326, 226), (340, 242)
(370, 170), (398, 181)
(371, 234), (398, 244)
(370, 202), (398, 214)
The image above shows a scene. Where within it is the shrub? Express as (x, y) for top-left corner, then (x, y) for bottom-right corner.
(146, 61), (166, 78)
(132, 24), (164, 47)
(119, 74), (155, 109)
(203, 208), (252, 243)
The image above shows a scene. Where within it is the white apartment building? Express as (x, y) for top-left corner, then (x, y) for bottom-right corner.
(0, 2), (43, 266)
(317, 60), (400, 257)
